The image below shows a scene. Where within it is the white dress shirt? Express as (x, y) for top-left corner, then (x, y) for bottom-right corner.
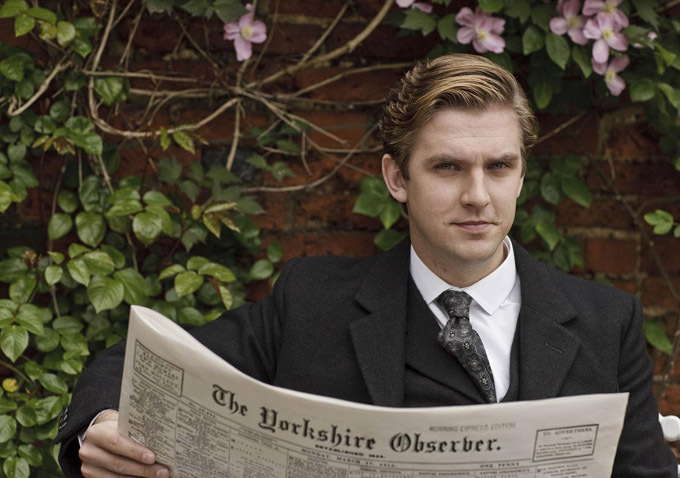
(409, 236), (521, 401)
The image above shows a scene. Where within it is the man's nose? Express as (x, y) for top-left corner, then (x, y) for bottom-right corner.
(460, 171), (490, 207)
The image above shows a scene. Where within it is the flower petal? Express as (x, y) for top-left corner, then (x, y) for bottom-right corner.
(412, 2), (433, 13)
(455, 7), (475, 27)
(609, 55), (630, 72)
(249, 20), (267, 43)
(583, 0), (605, 16)
(568, 27), (588, 45)
(592, 39), (610, 63)
(456, 26), (475, 44)
(607, 31), (628, 51)
(606, 74), (626, 95)
(550, 17), (568, 35)
(612, 9), (629, 28)
(480, 33), (505, 54)
(489, 16), (505, 34)
(583, 19), (602, 40)
(471, 39), (488, 54)
(591, 58), (608, 75)
(224, 22), (240, 40)
(234, 36), (252, 61)
(396, 0), (414, 7)
(563, 0), (581, 18)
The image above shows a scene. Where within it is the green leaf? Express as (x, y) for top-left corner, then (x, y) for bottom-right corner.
(0, 258), (27, 283)
(0, 55), (24, 82)
(114, 268), (149, 305)
(82, 251), (115, 275)
(531, 4), (554, 31)
(16, 405), (37, 427)
(536, 219), (561, 251)
(401, 9), (436, 35)
(87, 275), (124, 313)
(72, 37), (93, 58)
(248, 259), (274, 280)
(0, 326), (28, 362)
(657, 83), (680, 109)
(106, 199), (143, 217)
(158, 157), (182, 184)
(534, 81), (553, 109)
(34, 328), (59, 352)
(353, 193), (385, 217)
(47, 213), (73, 240)
(67, 258), (90, 286)
(174, 271), (204, 297)
(56, 20), (76, 46)
(76, 211), (106, 247)
(178, 307), (205, 326)
(522, 26), (544, 55)
(57, 190), (78, 213)
(631, 0), (659, 29)
(214, 0), (247, 22)
(0, 415), (17, 444)
(198, 262), (236, 282)
(478, 0), (503, 12)
(53, 316), (83, 335)
(540, 173), (562, 204)
(159, 264), (185, 280)
(48, 251), (64, 264)
(14, 12), (34, 36)
(143, 190), (172, 207)
(379, 200), (401, 229)
(94, 76), (124, 105)
(505, 0), (531, 23)
(374, 228), (407, 251)
(275, 139), (300, 153)
(133, 212), (163, 246)
(643, 319), (672, 355)
(0, 399), (17, 415)
(3, 456), (29, 478)
(27, 7), (56, 24)
(17, 444), (41, 467)
(16, 304), (43, 335)
(561, 177), (592, 207)
(0, 0), (28, 18)
(76, 132), (103, 155)
(545, 33), (570, 70)
(9, 273), (35, 304)
(235, 196), (264, 215)
(217, 283), (233, 310)
(172, 130), (195, 154)
(49, 99), (70, 122)
(8, 143), (26, 162)
(630, 78), (657, 102)
(187, 256), (210, 271)
(39, 20), (56, 40)
(572, 46), (592, 78)
(0, 181), (12, 213)
(266, 241), (283, 263)
(44, 265), (62, 286)
(68, 243), (91, 258)
(65, 116), (94, 135)
(38, 372), (67, 394)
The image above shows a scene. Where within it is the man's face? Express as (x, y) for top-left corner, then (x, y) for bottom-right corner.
(382, 106), (524, 285)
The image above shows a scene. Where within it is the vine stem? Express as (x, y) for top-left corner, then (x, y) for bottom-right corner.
(247, 0), (394, 89)
(243, 125), (377, 193)
(0, 359), (32, 384)
(297, 0), (350, 65)
(7, 57), (70, 117)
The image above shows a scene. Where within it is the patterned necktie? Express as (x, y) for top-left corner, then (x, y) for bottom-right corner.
(435, 290), (497, 403)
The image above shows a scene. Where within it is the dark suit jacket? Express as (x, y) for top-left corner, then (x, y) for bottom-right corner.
(56, 239), (677, 477)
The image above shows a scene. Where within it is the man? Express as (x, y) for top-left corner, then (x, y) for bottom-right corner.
(56, 54), (677, 477)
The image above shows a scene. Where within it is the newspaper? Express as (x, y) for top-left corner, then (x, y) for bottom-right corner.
(118, 305), (629, 478)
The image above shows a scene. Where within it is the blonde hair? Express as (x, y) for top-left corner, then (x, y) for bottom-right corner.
(380, 53), (537, 177)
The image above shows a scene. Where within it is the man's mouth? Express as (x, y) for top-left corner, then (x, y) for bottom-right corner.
(454, 221), (493, 232)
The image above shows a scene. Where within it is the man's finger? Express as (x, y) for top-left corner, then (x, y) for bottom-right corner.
(85, 419), (157, 465)
(81, 462), (169, 478)
(79, 441), (168, 478)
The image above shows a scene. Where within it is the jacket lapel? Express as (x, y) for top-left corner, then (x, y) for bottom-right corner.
(513, 242), (582, 400)
(349, 239), (410, 407)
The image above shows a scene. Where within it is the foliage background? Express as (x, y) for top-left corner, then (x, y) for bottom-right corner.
(0, 0), (678, 475)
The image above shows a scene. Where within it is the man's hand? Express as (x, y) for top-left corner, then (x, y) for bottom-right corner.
(78, 410), (170, 478)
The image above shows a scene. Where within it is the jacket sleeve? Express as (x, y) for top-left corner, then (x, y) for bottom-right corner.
(55, 258), (299, 477)
(612, 295), (677, 477)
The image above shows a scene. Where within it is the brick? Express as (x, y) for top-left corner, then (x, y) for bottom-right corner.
(584, 238), (637, 274)
(275, 230), (379, 260)
(611, 280), (637, 295)
(642, 276), (680, 312)
(293, 192), (382, 231)
(604, 123), (663, 160)
(658, 384), (680, 416)
(294, 111), (372, 149)
(336, 153), (383, 184)
(294, 67), (402, 102)
(641, 236), (680, 275)
(533, 114), (599, 156)
(251, 192), (290, 231)
(124, 17), (182, 54)
(586, 160), (680, 196)
(256, 23), (323, 56)
(555, 199), (632, 229)
(327, 24), (437, 60)
(0, 18), (44, 55)
(277, 0), (349, 18)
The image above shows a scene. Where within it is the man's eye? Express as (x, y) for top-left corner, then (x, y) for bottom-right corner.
(435, 163), (455, 170)
(489, 162), (509, 170)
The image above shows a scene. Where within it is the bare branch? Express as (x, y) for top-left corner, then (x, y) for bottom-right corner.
(7, 57), (70, 117)
(298, 1), (350, 65)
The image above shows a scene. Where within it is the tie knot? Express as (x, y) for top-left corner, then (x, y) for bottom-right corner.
(435, 290), (473, 319)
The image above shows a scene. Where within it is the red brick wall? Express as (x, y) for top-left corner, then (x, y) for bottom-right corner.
(4, 2), (680, 414)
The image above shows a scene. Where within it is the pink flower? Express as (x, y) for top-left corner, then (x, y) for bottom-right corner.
(456, 7), (505, 54)
(396, 0), (433, 13)
(583, 0), (629, 29)
(223, 4), (267, 62)
(583, 14), (628, 63)
(592, 55), (629, 95)
(550, 0), (587, 45)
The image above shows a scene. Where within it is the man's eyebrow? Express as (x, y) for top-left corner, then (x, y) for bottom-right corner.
(423, 153), (521, 163)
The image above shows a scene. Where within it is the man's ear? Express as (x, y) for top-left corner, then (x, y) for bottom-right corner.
(516, 175), (524, 198)
(382, 154), (408, 203)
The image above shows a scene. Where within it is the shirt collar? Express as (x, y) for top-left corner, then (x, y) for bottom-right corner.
(409, 237), (518, 315)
